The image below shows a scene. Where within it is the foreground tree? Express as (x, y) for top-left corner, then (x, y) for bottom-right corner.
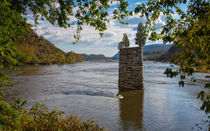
(135, 0), (209, 114)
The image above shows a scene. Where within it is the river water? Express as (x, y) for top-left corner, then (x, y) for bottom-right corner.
(4, 61), (209, 130)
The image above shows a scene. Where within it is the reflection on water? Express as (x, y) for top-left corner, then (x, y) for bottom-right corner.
(3, 61), (209, 130)
(119, 90), (144, 131)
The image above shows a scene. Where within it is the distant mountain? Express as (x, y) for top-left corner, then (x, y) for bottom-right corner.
(112, 44), (172, 60)
(156, 44), (182, 62)
(143, 44), (172, 51)
(16, 29), (83, 64)
(112, 53), (119, 60)
(80, 54), (108, 61)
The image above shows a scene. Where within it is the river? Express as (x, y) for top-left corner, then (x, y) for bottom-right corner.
(4, 61), (209, 130)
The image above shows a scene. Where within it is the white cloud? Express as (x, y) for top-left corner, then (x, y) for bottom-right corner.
(122, 15), (146, 25)
(108, 1), (120, 6)
(53, 2), (60, 9)
(135, 2), (141, 5)
(25, 1), (167, 57)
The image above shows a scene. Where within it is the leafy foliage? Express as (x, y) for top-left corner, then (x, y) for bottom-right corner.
(5, 0), (130, 42)
(0, 1), (30, 97)
(0, 1), (29, 67)
(135, 0), (210, 114)
(0, 98), (104, 131)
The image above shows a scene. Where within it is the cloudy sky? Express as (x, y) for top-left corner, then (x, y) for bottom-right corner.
(27, 0), (169, 57)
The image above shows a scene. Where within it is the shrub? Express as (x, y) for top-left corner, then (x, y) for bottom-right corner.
(0, 98), (104, 131)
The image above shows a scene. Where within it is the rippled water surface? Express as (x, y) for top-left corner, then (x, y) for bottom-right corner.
(5, 61), (209, 130)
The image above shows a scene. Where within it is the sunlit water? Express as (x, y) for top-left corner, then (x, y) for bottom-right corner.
(4, 61), (209, 131)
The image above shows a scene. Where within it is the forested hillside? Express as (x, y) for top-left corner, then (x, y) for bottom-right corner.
(156, 44), (182, 62)
(80, 54), (108, 61)
(143, 50), (168, 61)
(15, 29), (83, 65)
(143, 44), (172, 51)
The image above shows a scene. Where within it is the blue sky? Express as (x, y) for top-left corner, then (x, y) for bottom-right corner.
(27, 0), (174, 57)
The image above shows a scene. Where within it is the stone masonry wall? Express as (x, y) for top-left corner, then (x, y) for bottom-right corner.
(119, 47), (144, 90)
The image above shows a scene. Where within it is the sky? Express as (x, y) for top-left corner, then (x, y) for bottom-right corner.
(26, 0), (173, 57)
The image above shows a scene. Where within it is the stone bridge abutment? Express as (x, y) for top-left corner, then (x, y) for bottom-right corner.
(118, 47), (144, 91)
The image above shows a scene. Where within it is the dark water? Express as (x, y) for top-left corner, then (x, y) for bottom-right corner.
(4, 61), (209, 131)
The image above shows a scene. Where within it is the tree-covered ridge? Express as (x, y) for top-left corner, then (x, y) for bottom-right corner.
(155, 44), (182, 62)
(143, 50), (168, 61)
(15, 29), (83, 65)
(80, 54), (108, 61)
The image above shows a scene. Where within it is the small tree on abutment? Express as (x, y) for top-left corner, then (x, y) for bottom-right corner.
(135, 22), (146, 48)
(118, 33), (130, 50)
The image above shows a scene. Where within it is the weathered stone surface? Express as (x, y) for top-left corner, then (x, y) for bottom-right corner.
(119, 47), (144, 90)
